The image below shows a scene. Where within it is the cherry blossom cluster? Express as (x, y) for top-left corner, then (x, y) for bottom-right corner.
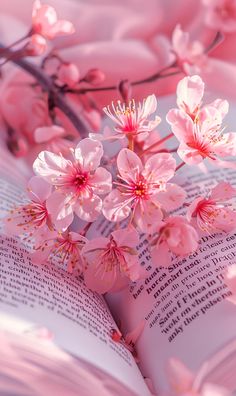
(4, 73), (236, 296)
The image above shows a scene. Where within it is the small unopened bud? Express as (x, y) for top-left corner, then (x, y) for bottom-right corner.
(83, 68), (105, 85)
(118, 79), (132, 103)
(57, 62), (80, 88)
(25, 34), (47, 56)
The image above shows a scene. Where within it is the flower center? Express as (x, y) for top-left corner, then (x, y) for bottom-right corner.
(133, 180), (148, 198)
(72, 172), (88, 190)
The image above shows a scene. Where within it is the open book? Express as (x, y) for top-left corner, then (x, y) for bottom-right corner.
(1, 96), (236, 396)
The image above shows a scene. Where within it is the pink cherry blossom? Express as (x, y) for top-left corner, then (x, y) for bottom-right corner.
(57, 63), (80, 88)
(103, 148), (186, 233)
(32, 231), (88, 273)
(202, 0), (236, 33)
(34, 125), (74, 155)
(166, 357), (230, 396)
(103, 95), (161, 140)
(31, 0), (75, 40)
(33, 138), (112, 226)
(82, 227), (144, 294)
(167, 75), (236, 166)
(4, 176), (54, 242)
(151, 216), (199, 267)
(172, 25), (206, 74)
(187, 181), (236, 233)
(25, 34), (47, 56)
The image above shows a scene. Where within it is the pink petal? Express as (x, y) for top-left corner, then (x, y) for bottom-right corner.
(151, 241), (172, 268)
(103, 189), (131, 222)
(47, 20), (75, 38)
(210, 181), (236, 201)
(208, 99), (229, 120)
(201, 383), (231, 396)
(211, 208), (236, 232)
(74, 138), (103, 171)
(143, 153), (176, 183)
(199, 106), (222, 134)
(134, 200), (163, 233)
(142, 94), (157, 116)
(74, 194), (102, 222)
(178, 142), (204, 165)
(27, 176), (52, 203)
(213, 132), (236, 157)
(112, 226), (139, 248)
(34, 125), (65, 143)
(152, 183), (186, 211)
(166, 358), (194, 393)
(176, 75), (205, 115)
(166, 109), (194, 143)
(187, 197), (204, 221)
(33, 150), (70, 182)
(117, 148), (143, 183)
(84, 262), (127, 294)
(46, 191), (74, 231)
(90, 167), (112, 195)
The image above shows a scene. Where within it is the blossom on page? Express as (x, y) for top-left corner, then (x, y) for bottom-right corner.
(187, 181), (236, 233)
(166, 357), (231, 396)
(4, 176), (57, 242)
(171, 24), (206, 74)
(151, 216), (199, 267)
(33, 138), (112, 226)
(202, 0), (236, 33)
(32, 231), (87, 273)
(31, 0), (75, 40)
(167, 75), (236, 166)
(103, 95), (161, 140)
(82, 227), (145, 294)
(103, 148), (186, 233)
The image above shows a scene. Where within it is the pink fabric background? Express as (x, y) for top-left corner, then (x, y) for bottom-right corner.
(1, 0), (236, 107)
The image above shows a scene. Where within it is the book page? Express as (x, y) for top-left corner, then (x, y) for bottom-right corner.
(105, 166), (236, 394)
(0, 173), (150, 396)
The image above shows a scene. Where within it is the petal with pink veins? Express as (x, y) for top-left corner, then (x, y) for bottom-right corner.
(210, 181), (236, 201)
(90, 167), (112, 195)
(74, 194), (102, 222)
(74, 138), (103, 172)
(103, 189), (132, 222)
(143, 153), (176, 184)
(166, 109), (194, 143)
(46, 191), (74, 231)
(176, 75), (205, 115)
(33, 150), (71, 181)
(27, 176), (52, 203)
(152, 183), (186, 211)
(117, 148), (143, 183)
(134, 200), (163, 233)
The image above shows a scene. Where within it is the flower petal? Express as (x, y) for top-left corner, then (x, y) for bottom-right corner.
(103, 189), (132, 222)
(143, 153), (176, 183)
(152, 183), (186, 211)
(90, 167), (112, 195)
(33, 150), (71, 182)
(151, 241), (171, 268)
(134, 200), (163, 233)
(210, 181), (236, 201)
(176, 74), (205, 115)
(27, 176), (52, 203)
(46, 191), (74, 231)
(74, 194), (102, 222)
(117, 148), (143, 183)
(166, 109), (194, 143)
(34, 125), (65, 143)
(74, 138), (103, 171)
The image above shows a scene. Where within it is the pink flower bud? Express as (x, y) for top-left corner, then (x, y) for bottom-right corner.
(25, 34), (47, 56)
(83, 68), (105, 86)
(57, 63), (80, 88)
